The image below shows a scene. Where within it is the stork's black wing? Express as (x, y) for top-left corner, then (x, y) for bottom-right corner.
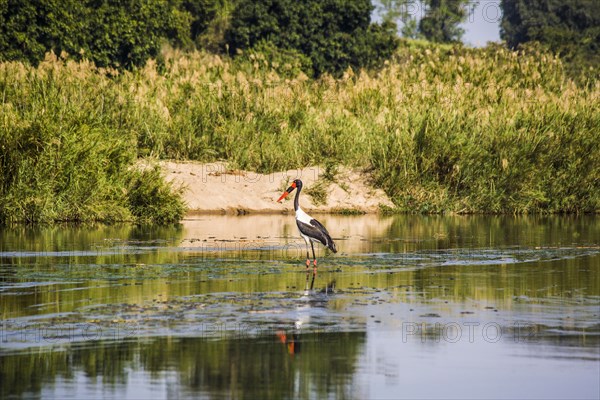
(297, 218), (337, 253)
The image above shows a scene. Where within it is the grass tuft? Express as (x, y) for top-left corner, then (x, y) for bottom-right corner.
(305, 180), (329, 206)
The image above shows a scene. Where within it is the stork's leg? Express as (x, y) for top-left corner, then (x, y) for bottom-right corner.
(304, 272), (310, 290)
(305, 245), (310, 271)
(302, 235), (312, 272)
(311, 242), (317, 274)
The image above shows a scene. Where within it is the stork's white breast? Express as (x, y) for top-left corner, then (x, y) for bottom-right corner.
(295, 207), (313, 225)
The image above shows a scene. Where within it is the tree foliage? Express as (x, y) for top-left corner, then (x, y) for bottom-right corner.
(419, 0), (475, 43)
(376, 0), (420, 38)
(376, 0), (475, 42)
(181, 0), (220, 40)
(500, 0), (600, 80)
(0, 0), (399, 74)
(0, 0), (192, 69)
(224, 0), (399, 77)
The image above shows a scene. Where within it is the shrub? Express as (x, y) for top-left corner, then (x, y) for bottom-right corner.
(127, 167), (186, 224)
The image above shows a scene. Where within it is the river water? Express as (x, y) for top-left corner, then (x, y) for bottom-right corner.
(1, 215), (599, 399)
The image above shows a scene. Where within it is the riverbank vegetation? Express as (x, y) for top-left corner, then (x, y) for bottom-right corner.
(1, 42), (598, 223)
(1, 0), (599, 223)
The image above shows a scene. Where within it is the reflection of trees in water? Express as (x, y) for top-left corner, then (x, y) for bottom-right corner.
(2, 324), (598, 398)
(0, 332), (366, 398)
(0, 224), (186, 318)
(0, 223), (184, 267)
(0, 340), (136, 397)
(385, 215), (600, 251)
(2, 215), (599, 397)
(402, 321), (600, 353)
(169, 333), (364, 399)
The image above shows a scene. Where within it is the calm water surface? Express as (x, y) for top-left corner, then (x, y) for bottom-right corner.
(1, 215), (599, 399)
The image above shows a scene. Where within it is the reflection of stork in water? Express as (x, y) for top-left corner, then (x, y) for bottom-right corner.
(276, 275), (336, 356)
(277, 179), (337, 275)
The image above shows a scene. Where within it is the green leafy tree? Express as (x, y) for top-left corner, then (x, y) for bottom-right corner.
(0, 0), (193, 69)
(190, 0), (237, 51)
(181, 0), (220, 40)
(377, 0), (421, 38)
(83, 0), (193, 68)
(500, 0), (600, 79)
(225, 0), (399, 77)
(0, 0), (82, 64)
(419, 0), (476, 43)
(376, 0), (476, 42)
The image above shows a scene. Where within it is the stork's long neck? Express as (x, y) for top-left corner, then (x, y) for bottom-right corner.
(294, 184), (301, 212)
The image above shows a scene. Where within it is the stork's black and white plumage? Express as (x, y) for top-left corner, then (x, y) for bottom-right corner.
(277, 179), (337, 273)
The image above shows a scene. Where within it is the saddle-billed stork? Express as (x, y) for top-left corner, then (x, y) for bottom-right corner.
(277, 179), (337, 273)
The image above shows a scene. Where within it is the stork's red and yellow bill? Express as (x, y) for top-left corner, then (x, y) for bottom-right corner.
(277, 181), (297, 202)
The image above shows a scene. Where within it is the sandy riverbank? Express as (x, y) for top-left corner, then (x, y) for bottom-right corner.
(144, 160), (394, 215)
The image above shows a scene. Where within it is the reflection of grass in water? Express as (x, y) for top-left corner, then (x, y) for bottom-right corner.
(331, 208), (367, 215)
(2, 210), (599, 400)
(2, 216), (599, 336)
(0, 331), (366, 399)
(0, 223), (185, 267)
(4, 244), (599, 321)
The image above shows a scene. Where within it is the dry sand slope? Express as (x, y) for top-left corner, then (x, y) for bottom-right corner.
(147, 160), (393, 215)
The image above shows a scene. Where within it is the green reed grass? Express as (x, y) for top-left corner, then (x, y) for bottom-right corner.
(1, 42), (598, 223)
(0, 55), (184, 223)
